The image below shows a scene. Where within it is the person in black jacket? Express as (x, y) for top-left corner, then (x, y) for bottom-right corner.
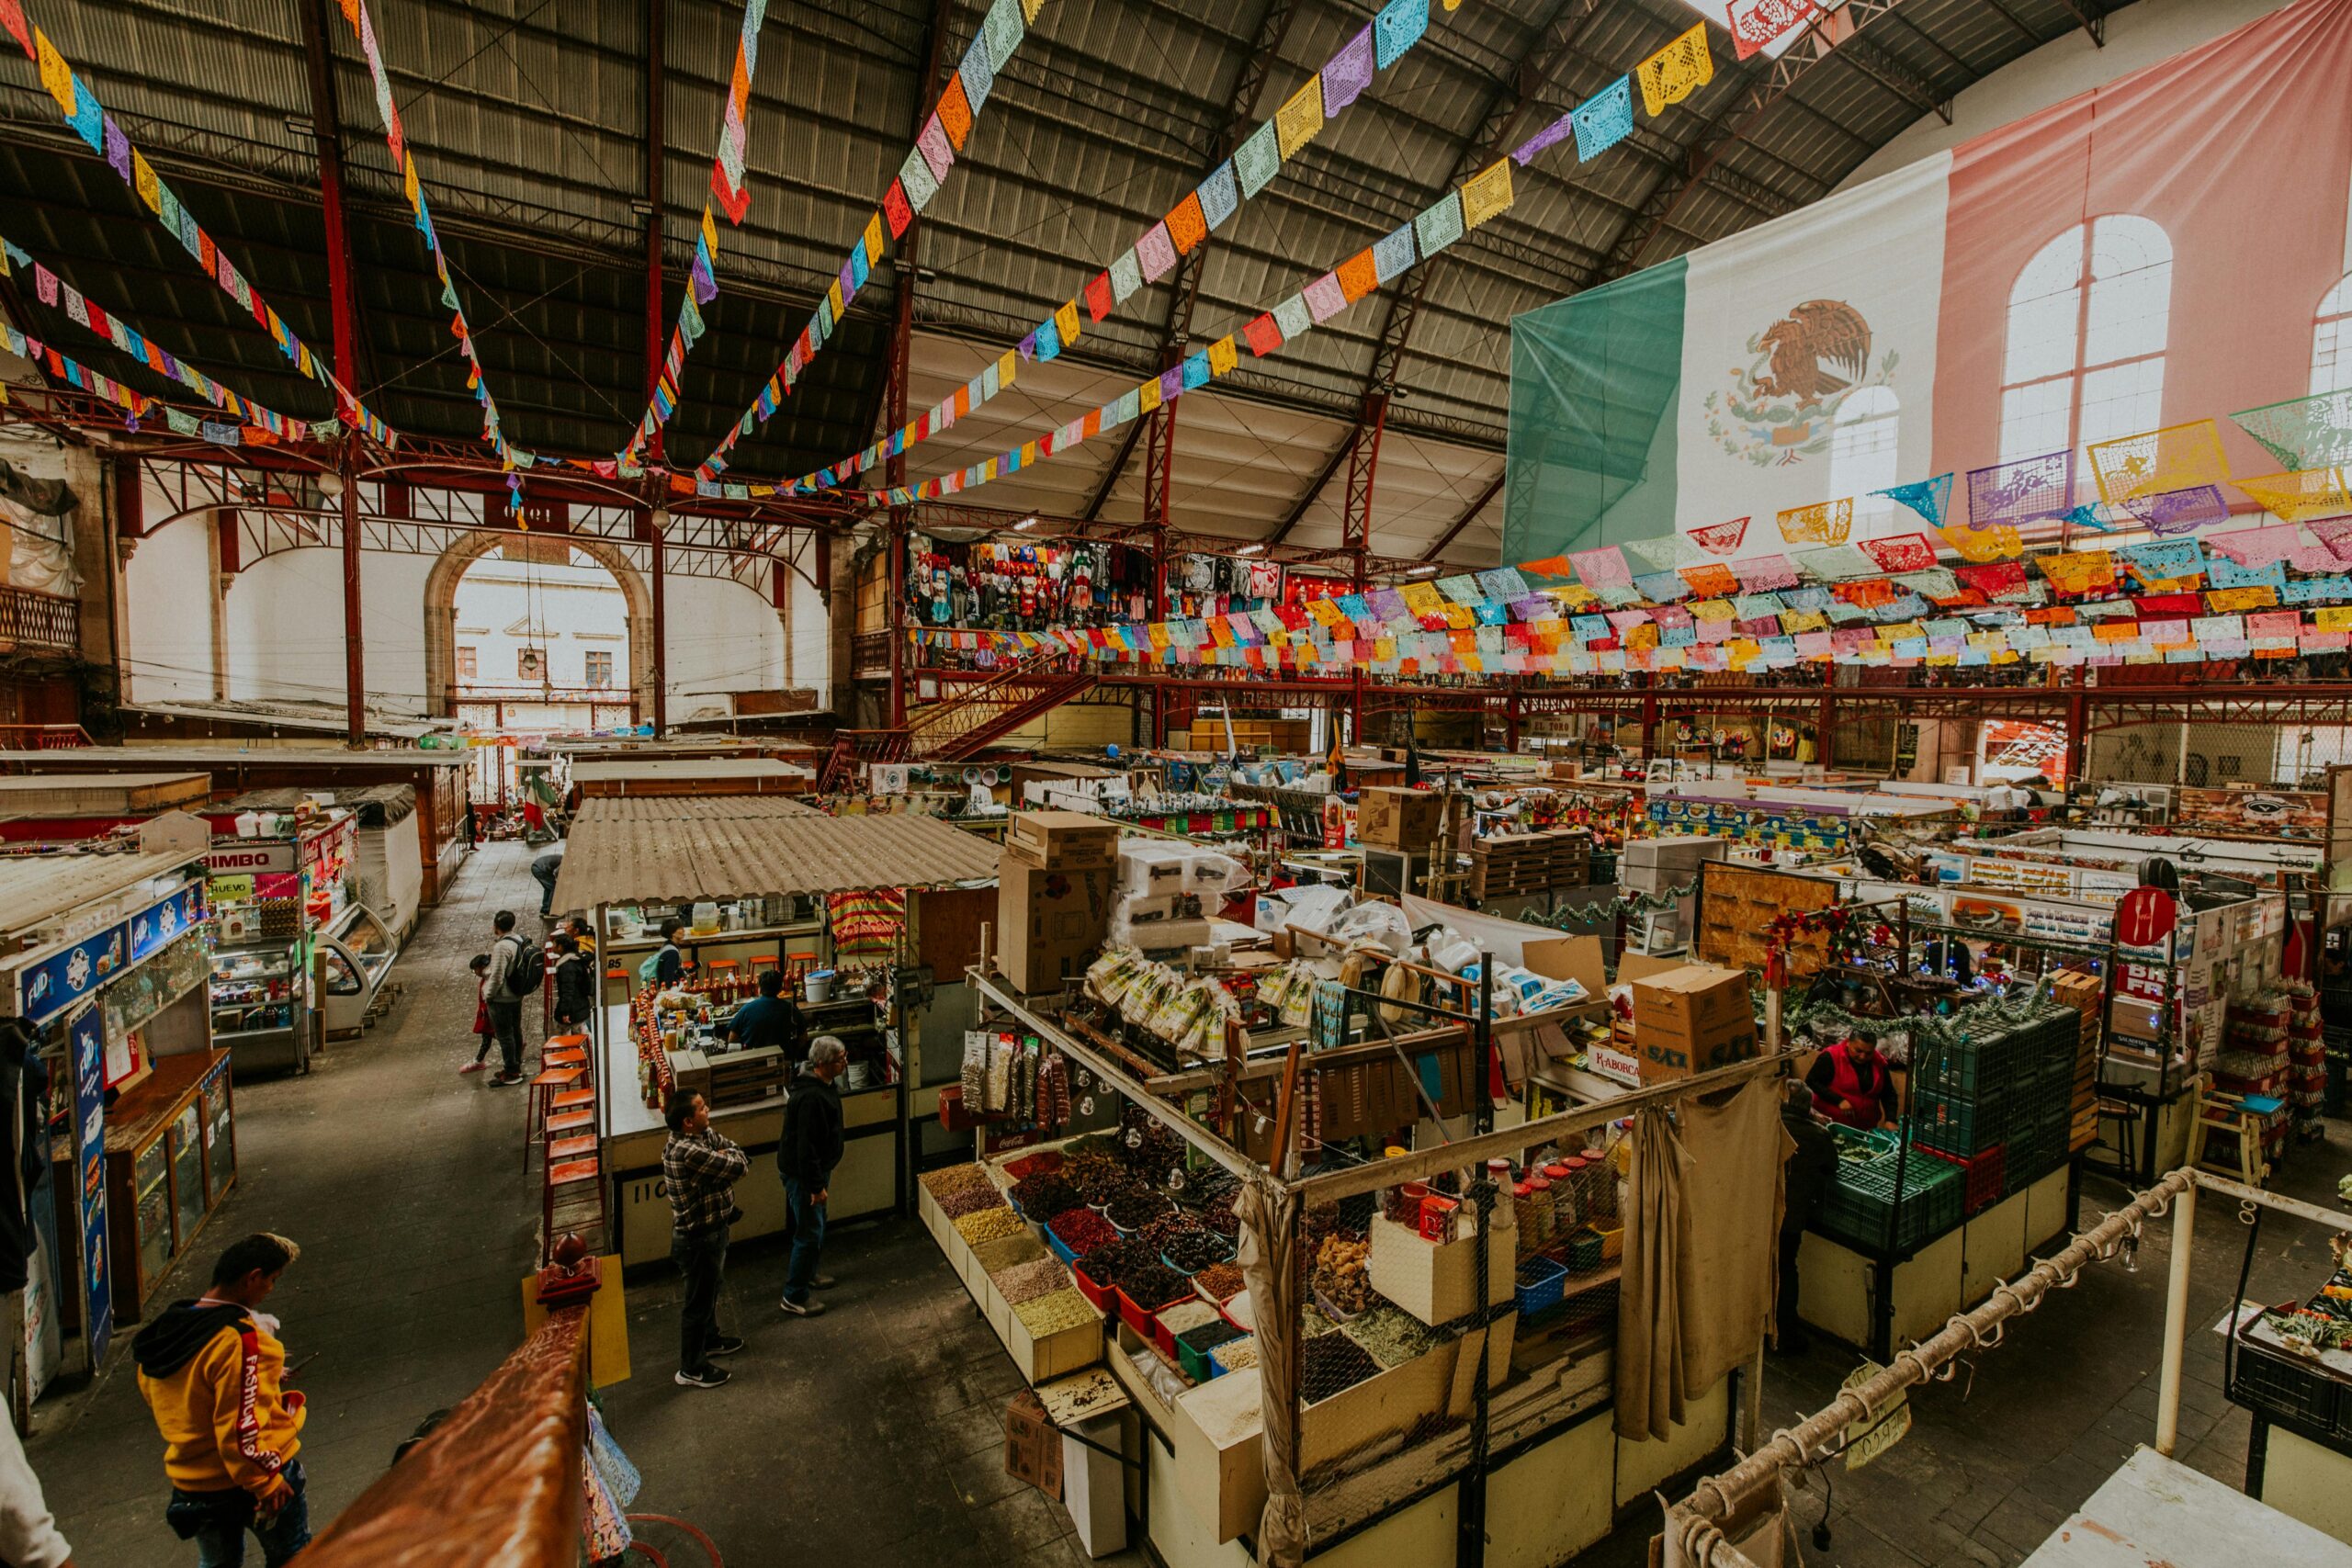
(548, 934), (595, 1035)
(1777, 1083), (1838, 1355)
(777, 1037), (847, 1318)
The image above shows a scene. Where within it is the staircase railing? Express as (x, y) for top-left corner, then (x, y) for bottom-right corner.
(298, 1304), (588, 1566)
(904, 649), (1095, 759)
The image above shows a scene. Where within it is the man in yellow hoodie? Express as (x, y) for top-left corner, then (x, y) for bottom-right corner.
(132, 1235), (310, 1566)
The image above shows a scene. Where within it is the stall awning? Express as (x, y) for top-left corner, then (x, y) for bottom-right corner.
(551, 798), (1000, 911)
(0, 848), (206, 938)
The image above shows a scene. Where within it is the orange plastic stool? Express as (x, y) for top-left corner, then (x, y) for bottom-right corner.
(524, 1065), (587, 1171)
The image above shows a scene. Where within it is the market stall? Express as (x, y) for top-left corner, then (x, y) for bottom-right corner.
(0, 834), (224, 1410)
(894, 807), (1792, 1568)
(210, 786), (425, 939)
(552, 797), (1000, 1266)
(201, 807), (360, 1076)
(0, 745), (475, 905)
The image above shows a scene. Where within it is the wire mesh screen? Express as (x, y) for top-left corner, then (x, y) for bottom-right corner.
(2088, 719), (2324, 788)
(1290, 1122), (1625, 1545)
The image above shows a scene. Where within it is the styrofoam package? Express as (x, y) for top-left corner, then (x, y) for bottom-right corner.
(1108, 912), (1214, 952)
(1261, 883), (1353, 936)
(1326, 900), (1409, 955)
(1176, 845), (1253, 897)
(1119, 846), (1188, 897)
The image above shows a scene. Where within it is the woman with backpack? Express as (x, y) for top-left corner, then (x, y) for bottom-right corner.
(549, 933), (595, 1034)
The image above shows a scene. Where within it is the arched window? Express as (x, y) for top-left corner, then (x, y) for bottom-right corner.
(1829, 386), (1902, 536)
(2314, 275), (2352, 395)
(1998, 216), (2173, 484)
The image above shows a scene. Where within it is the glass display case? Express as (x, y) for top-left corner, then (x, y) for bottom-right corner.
(105, 1052), (236, 1319)
(320, 904), (399, 1040)
(209, 938), (311, 1076)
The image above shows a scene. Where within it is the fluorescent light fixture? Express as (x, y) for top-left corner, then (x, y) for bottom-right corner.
(1407, 564), (1440, 577)
(1237, 543), (1264, 556)
(1014, 516), (1037, 531)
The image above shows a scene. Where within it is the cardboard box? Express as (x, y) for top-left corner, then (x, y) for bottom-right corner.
(1624, 835), (1728, 869)
(1357, 786), (1444, 850)
(1631, 963), (1756, 1082)
(2109, 995), (2165, 1043)
(1004, 1391), (1065, 1499)
(1007, 809), (1121, 871)
(996, 853), (1114, 993)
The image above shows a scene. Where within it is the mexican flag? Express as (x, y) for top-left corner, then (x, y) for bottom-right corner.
(1506, 0), (2352, 564)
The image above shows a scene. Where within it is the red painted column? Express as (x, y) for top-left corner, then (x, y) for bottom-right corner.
(643, 0), (668, 736)
(302, 0), (366, 744)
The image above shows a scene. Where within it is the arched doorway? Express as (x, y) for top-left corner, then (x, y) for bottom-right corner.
(422, 529), (655, 724)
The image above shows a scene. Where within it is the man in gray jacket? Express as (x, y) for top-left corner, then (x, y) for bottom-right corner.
(481, 911), (532, 1087)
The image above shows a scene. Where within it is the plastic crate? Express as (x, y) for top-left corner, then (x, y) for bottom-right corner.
(1070, 1262), (1114, 1313)
(1919, 1143), (2006, 1214)
(1176, 1321), (1246, 1383)
(1819, 1153), (1964, 1252)
(1515, 1257), (1567, 1316)
(2232, 1337), (2343, 1434)
(1043, 1229), (1079, 1268)
(1120, 1284), (1192, 1343)
(1913, 1089), (2007, 1156)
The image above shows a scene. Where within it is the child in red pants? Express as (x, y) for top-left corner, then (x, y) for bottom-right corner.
(460, 953), (494, 1074)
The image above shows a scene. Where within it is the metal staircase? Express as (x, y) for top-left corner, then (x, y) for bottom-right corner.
(820, 649), (1099, 791)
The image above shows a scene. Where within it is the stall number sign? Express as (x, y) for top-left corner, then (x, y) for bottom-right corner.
(1840, 1361), (1909, 1471)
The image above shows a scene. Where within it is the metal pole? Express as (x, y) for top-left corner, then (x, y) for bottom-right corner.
(300, 0), (366, 746)
(339, 445), (363, 743)
(642, 0), (665, 465)
(643, 0), (666, 736)
(650, 525), (667, 736)
(2155, 1179), (2196, 1455)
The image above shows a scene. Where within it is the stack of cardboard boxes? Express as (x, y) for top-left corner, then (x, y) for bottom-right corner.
(996, 811), (1121, 994)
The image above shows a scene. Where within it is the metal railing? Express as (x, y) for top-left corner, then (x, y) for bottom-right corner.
(0, 587), (79, 654)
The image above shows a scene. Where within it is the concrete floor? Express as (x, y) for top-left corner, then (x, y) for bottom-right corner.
(21, 840), (2350, 1567)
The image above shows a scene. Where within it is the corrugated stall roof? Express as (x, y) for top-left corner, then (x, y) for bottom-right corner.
(553, 797), (999, 910)
(0, 849), (207, 938)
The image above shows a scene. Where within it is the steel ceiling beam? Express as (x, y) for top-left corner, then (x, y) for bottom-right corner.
(1266, 0), (1610, 554)
(1597, 0), (1951, 284)
(1419, 469), (1507, 562)
(2051, 0), (2107, 48)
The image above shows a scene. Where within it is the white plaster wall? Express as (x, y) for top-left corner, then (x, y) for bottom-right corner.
(662, 574), (786, 722)
(1839, 0), (2293, 189)
(120, 491), (214, 703)
(222, 548), (434, 715)
(788, 569), (831, 710)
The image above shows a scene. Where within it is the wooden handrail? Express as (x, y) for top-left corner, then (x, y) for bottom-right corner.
(298, 1305), (589, 1565)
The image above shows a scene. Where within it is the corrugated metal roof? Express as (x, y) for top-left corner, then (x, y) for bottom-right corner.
(0, 849), (206, 938)
(570, 758), (815, 783)
(553, 795), (999, 909)
(0, 0), (2126, 560)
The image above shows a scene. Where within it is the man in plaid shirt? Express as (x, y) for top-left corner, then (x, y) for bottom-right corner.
(662, 1092), (748, 1388)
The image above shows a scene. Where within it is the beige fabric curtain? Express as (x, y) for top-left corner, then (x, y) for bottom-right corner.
(1616, 1105), (1692, 1441)
(1677, 1078), (1783, 1397)
(1237, 1175), (1306, 1568)
(1617, 1077), (1782, 1441)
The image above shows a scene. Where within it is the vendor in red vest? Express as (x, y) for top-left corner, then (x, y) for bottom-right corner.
(1806, 1030), (1899, 1131)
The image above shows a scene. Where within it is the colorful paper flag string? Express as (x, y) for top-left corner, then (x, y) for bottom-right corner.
(1875, 472), (1951, 527)
(693, 0), (1054, 484)
(1, 237), (326, 442)
(2233, 389), (2352, 473)
(0, 8), (389, 443)
(1726, 0), (1822, 61)
(615, 0), (774, 468)
(745, 0), (1445, 499)
(335, 0), (537, 479)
